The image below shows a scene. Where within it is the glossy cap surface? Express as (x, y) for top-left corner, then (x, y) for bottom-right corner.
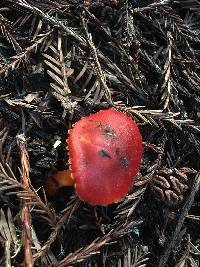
(68, 109), (142, 205)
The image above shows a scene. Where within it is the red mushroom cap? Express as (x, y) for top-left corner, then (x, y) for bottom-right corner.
(68, 108), (142, 206)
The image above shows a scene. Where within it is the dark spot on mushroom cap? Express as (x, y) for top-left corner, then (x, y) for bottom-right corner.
(102, 126), (116, 140)
(98, 149), (112, 158)
(96, 122), (117, 141)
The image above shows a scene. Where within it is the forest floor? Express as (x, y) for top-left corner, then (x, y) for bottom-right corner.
(0, 1), (199, 266)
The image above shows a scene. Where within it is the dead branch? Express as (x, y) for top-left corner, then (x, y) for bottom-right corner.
(81, 15), (112, 104)
(18, 135), (33, 267)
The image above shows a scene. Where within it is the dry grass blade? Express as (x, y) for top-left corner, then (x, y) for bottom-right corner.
(114, 172), (155, 223)
(74, 61), (89, 84)
(161, 32), (173, 111)
(114, 104), (183, 127)
(0, 128), (11, 166)
(82, 16), (112, 104)
(10, 0), (86, 45)
(0, 22), (22, 53)
(52, 233), (112, 267)
(73, 60), (100, 102)
(43, 36), (75, 112)
(133, 1), (170, 13)
(49, 221), (140, 267)
(0, 162), (56, 225)
(175, 235), (200, 267)
(119, 246), (149, 267)
(0, 14), (13, 32)
(10, 0), (147, 102)
(31, 227), (58, 266)
(131, 246), (149, 267)
(114, 187), (146, 224)
(115, 104), (154, 125)
(84, 79), (99, 101)
(32, 19), (43, 41)
(0, 208), (21, 266)
(33, 198), (80, 262)
(4, 99), (37, 109)
(186, 215), (200, 221)
(0, 31), (52, 76)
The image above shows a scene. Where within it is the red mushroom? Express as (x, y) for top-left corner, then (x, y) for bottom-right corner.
(46, 108), (142, 206)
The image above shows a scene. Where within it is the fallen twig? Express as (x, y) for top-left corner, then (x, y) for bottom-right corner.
(8, 0), (148, 102)
(18, 135), (33, 267)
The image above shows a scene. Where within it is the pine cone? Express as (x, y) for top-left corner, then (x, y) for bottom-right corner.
(151, 168), (193, 206)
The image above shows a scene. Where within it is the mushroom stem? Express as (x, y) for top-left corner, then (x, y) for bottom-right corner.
(46, 169), (74, 196)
